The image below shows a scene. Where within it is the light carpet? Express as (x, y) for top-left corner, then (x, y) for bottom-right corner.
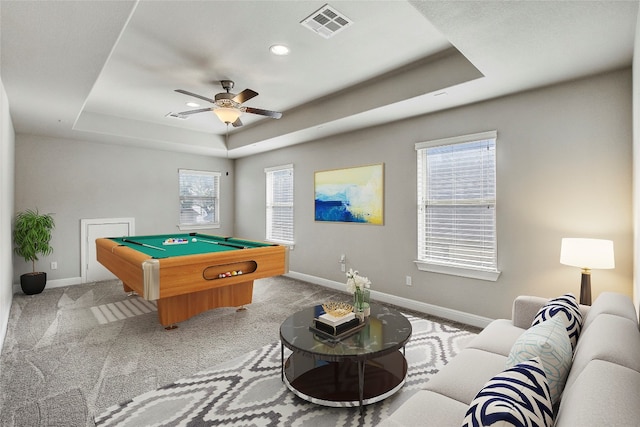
(0, 277), (478, 426)
(94, 314), (477, 426)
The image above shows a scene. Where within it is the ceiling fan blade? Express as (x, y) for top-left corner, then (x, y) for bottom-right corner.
(175, 89), (216, 104)
(233, 89), (258, 104)
(244, 107), (282, 119)
(177, 107), (214, 115)
(231, 117), (243, 127)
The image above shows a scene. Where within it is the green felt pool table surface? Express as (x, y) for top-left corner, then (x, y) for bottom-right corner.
(108, 233), (273, 258)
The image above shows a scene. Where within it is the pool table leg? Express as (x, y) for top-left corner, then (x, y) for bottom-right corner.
(122, 283), (136, 295)
(155, 280), (254, 327)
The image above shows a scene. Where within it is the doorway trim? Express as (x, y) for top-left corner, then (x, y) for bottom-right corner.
(80, 218), (135, 283)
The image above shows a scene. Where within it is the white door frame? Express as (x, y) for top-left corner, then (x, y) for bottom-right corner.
(80, 218), (135, 283)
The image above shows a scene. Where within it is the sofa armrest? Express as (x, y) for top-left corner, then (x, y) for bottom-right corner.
(512, 295), (549, 329)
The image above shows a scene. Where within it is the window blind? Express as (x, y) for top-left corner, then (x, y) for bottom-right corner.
(178, 169), (220, 226)
(416, 132), (497, 272)
(266, 165), (294, 243)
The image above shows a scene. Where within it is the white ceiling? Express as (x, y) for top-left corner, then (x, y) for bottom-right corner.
(1, 1), (638, 158)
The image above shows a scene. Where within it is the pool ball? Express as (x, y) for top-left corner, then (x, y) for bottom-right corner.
(192, 237), (197, 242)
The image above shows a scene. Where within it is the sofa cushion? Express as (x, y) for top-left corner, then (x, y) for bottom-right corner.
(462, 357), (553, 427)
(425, 348), (508, 405)
(565, 313), (640, 391)
(378, 390), (469, 427)
(505, 315), (572, 404)
(581, 291), (638, 331)
(531, 293), (582, 351)
(555, 360), (640, 427)
(466, 319), (526, 357)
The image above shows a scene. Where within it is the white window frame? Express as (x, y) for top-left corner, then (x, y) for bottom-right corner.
(415, 131), (500, 281)
(265, 164), (294, 245)
(178, 169), (221, 230)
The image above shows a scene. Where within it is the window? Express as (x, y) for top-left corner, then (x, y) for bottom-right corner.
(415, 131), (499, 281)
(265, 164), (294, 244)
(178, 169), (220, 228)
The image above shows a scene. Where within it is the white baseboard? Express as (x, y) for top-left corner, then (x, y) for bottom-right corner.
(285, 271), (492, 329)
(12, 276), (83, 295)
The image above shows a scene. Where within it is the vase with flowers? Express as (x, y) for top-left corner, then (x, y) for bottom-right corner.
(346, 268), (371, 321)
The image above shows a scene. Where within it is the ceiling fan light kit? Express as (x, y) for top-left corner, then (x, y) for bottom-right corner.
(175, 80), (282, 127)
(214, 108), (241, 124)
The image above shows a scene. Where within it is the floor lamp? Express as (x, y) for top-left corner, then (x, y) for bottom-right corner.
(560, 238), (615, 305)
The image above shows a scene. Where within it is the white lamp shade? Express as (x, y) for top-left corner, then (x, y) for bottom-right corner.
(560, 238), (615, 269)
(214, 108), (241, 124)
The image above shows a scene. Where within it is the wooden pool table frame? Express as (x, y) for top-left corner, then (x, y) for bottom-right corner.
(96, 236), (288, 327)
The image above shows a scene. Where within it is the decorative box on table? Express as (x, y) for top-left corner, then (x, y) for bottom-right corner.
(310, 302), (363, 339)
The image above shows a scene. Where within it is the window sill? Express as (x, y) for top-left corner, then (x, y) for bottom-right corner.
(414, 260), (501, 282)
(178, 224), (221, 231)
(267, 239), (295, 250)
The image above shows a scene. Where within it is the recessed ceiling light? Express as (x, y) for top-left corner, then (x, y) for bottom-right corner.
(186, 102), (200, 107)
(270, 44), (290, 56)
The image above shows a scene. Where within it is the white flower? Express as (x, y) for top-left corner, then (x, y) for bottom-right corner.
(346, 268), (371, 294)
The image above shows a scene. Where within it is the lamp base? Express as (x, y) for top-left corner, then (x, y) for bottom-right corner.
(580, 270), (591, 306)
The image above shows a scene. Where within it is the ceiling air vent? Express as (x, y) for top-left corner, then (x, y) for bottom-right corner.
(300, 4), (353, 39)
(165, 112), (188, 120)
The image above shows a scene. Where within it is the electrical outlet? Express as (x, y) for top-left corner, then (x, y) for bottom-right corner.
(51, 261), (58, 270)
(405, 275), (412, 286)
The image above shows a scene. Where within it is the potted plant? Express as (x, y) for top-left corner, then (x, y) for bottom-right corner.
(13, 209), (55, 295)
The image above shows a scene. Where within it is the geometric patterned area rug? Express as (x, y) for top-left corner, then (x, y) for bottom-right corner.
(94, 314), (477, 426)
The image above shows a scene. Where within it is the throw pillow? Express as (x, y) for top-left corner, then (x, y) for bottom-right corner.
(506, 315), (572, 405)
(531, 293), (582, 351)
(462, 357), (553, 427)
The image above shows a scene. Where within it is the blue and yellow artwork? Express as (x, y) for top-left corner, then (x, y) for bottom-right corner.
(314, 164), (384, 224)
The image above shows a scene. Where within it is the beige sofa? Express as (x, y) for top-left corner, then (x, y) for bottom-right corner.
(381, 292), (640, 426)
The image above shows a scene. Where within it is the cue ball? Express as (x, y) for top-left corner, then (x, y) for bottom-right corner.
(192, 238), (197, 242)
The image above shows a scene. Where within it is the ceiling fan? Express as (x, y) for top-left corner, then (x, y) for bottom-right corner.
(175, 80), (282, 127)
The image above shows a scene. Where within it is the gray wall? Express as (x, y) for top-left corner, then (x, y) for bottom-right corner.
(1, 77), (15, 350)
(6, 68), (635, 322)
(236, 69), (633, 320)
(633, 10), (640, 318)
(13, 135), (235, 282)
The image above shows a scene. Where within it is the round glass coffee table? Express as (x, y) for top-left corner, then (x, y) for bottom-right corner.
(279, 303), (412, 412)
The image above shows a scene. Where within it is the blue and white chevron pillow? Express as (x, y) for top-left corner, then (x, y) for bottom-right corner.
(506, 315), (572, 405)
(531, 293), (582, 351)
(462, 357), (553, 427)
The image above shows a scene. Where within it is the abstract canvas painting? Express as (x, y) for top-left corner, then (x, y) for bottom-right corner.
(314, 164), (384, 224)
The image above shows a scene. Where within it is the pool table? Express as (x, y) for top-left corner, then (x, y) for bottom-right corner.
(96, 233), (288, 328)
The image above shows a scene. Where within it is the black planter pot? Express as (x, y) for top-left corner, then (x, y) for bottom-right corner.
(20, 272), (47, 295)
